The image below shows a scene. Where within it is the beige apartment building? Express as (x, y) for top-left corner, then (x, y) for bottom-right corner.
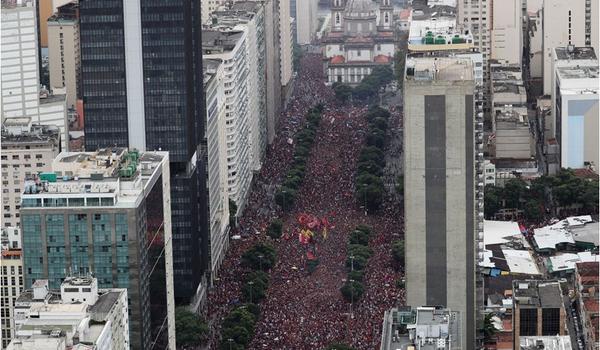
(0, 229), (23, 349)
(1, 118), (60, 228)
(47, 1), (80, 109)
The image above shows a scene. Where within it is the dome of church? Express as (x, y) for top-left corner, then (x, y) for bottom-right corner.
(344, 0), (377, 18)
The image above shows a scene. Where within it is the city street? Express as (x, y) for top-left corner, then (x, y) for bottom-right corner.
(206, 53), (405, 350)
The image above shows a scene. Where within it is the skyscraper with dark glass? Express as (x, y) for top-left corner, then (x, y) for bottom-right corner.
(80, 0), (208, 307)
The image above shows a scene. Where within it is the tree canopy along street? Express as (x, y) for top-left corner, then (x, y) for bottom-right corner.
(207, 54), (405, 350)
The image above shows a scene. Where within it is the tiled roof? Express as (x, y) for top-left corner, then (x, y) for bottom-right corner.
(330, 55), (345, 64)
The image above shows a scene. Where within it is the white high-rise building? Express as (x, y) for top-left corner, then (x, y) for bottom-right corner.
(279, 0), (294, 88)
(295, 0), (318, 44)
(0, 230), (23, 349)
(202, 30), (253, 209)
(542, 0), (598, 94)
(1, 1), (68, 151)
(203, 59), (231, 285)
(1, 1), (39, 122)
(1, 118), (61, 229)
(490, 0), (522, 66)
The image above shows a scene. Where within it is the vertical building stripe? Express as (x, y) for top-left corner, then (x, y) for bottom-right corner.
(424, 95), (447, 306)
(123, 0), (146, 150)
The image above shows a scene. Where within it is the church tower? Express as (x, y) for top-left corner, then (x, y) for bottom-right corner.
(379, 0), (392, 30)
(331, 0), (346, 31)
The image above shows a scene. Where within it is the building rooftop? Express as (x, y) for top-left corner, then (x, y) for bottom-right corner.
(2, 120), (61, 145)
(557, 65), (599, 81)
(410, 0), (457, 20)
(405, 57), (473, 82)
(547, 252), (600, 274)
(201, 30), (244, 54)
(533, 215), (597, 251)
(89, 291), (121, 316)
(520, 336), (572, 350)
(47, 1), (78, 22)
(1, 0), (33, 9)
(513, 280), (563, 308)
(20, 149), (168, 209)
(555, 46), (597, 61)
(380, 306), (461, 350)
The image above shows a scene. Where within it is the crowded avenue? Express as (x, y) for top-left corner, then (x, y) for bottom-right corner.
(206, 53), (405, 349)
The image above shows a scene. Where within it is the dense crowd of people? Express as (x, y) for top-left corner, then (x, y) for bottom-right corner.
(206, 54), (405, 350)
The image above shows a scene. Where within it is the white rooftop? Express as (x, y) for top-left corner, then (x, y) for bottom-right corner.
(502, 249), (541, 275)
(533, 216), (597, 251)
(520, 336), (572, 350)
(483, 220), (523, 246)
(547, 252), (600, 273)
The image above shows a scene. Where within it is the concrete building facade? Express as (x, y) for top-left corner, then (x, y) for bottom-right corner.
(1, 119), (60, 228)
(404, 56), (478, 348)
(47, 1), (80, 109)
(490, 0), (522, 66)
(0, 244), (24, 349)
(8, 277), (128, 350)
(551, 47), (599, 170)
(279, 0), (294, 88)
(1, 1), (40, 122)
(542, 0), (598, 94)
(203, 59), (231, 286)
(202, 30), (253, 210)
(1, 1), (68, 151)
(19, 149), (176, 350)
(295, 0), (318, 44)
(512, 280), (567, 348)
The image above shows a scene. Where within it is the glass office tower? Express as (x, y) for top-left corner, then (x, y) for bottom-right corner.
(79, 0), (208, 306)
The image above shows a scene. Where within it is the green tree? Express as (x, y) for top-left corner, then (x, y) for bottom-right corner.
(395, 175), (404, 196)
(222, 307), (257, 333)
(480, 313), (498, 342)
(347, 244), (373, 260)
(267, 219), (284, 239)
(241, 279), (267, 303)
(503, 178), (528, 208)
(340, 280), (365, 302)
(484, 185), (503, 218)
(524, 200), (544, 222)
(241, 243), (277, 271)
(175, 307), (209, 348)
(348, 269), (365, 282)
(275, 187), (297, 211)
(391, 240), (405, 268)
(346, 254), (368, 271)
(349, 229), (370, 246)
(333, 83), (353, 102)
(356, 182), (385, 211)
(220, 326), (250, 349)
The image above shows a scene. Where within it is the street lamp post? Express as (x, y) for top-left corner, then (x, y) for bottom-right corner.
(248, 281), (254, 303)
(350, 255), (355, 272)
(281, 189), (287, 213)
(258, 254), (264, 271)
(349, 278), (355, 319)
(227, 338), (234, 350)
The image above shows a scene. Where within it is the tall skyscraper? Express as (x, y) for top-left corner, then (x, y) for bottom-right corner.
(19, 148), (176, 350)
(79, 0), (209, 306)
(404, 56), (479, 348)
